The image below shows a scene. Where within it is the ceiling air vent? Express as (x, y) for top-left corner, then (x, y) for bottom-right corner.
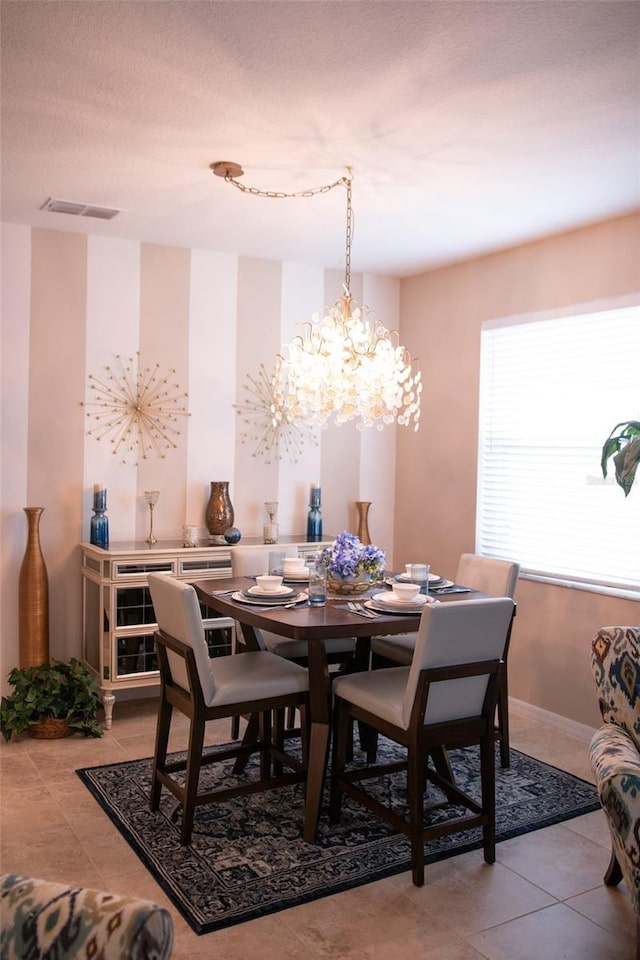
(40, 198), (120, 220)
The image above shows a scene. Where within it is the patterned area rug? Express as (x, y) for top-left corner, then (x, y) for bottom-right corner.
(76, 741), (599, 935)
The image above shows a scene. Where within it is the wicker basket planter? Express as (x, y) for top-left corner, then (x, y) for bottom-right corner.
(1, 658), (102, 743)
(327, 577), (376, 596)
(28, 718), (72, 740)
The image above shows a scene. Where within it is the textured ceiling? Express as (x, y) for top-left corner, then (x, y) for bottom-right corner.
(2, 0), (639, 277)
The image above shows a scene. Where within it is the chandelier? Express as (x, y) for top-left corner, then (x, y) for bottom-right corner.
(212, 162), (421, 433)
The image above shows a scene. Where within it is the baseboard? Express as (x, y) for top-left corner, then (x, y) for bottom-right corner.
(509, 696), (596, 743)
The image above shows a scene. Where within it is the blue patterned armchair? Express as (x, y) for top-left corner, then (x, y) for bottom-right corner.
(589, 625), (640, 956)
(0, 874), (173, 959)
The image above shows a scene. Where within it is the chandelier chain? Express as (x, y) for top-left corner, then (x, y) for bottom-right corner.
(224, 171), (353, 292)
(345, 176), (352, 293)
(223, 173), (350, 201)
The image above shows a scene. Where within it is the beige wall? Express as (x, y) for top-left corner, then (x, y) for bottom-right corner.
(0, 226), (397, 693)
(2, 214), (638, 723)
(396, 212), (640, 727)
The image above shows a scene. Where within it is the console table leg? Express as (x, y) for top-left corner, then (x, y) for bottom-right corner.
(102, 692), (116, 730)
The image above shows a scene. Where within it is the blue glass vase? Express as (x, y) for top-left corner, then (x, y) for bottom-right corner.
(90, 489), (109, 549)
(307, 505), (322, 542)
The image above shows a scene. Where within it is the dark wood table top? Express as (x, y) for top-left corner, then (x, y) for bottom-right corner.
(192, 576), (481, 639)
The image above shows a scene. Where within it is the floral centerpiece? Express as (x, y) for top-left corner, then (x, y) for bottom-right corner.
(317, 531), (386, 595)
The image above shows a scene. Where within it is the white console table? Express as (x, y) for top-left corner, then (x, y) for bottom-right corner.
(80, 537), (328, 728)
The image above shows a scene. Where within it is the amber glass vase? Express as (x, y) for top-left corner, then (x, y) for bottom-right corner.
(206, 482), (234, 543)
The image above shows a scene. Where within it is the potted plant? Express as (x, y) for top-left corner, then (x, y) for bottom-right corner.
(601, 420), (640, 497)
(317, 531), (386, 595)
(0, 657), (103, 741)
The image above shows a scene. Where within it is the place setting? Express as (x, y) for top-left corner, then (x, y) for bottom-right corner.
(281, 555), (310, 584)
(385, 562), (472, 595)
(231, 574), (308, 607)
(365, 579), (436, 616)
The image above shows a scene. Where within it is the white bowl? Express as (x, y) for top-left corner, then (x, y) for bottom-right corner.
(283, 557), (306, 573)
(392, 582), (421, 602)
(255, 575), (284, 592)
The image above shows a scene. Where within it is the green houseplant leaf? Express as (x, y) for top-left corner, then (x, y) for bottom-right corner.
(601, 420), (640, 497)
(0, 658), (103, 741)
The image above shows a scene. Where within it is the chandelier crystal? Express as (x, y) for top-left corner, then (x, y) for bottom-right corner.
(213, 162), (421, 434)
(274, 294), (421, 431)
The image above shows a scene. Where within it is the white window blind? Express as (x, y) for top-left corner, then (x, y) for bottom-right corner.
(477, 299), (640, 594)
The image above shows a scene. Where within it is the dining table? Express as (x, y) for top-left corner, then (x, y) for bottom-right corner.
(191, 574), (489, 844)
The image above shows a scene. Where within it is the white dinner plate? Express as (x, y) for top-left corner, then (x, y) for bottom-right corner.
(371, 590), (427, 607)
(246, 584), (295, 598)
(428, 579), (454, 590)
(282, 571), (310, 582)
(232, 591), (307, 606)
(366, 598), (427, 615)
(396, 572), (442, 583)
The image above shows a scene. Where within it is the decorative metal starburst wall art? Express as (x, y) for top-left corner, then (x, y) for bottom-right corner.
(235, 363), (317, 464)
(82, 354), (190, 465)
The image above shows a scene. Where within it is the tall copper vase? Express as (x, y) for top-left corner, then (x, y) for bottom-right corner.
(356, 501), (372, 545)
(206, 482), (234, 544)
(19, 507), (50, 668)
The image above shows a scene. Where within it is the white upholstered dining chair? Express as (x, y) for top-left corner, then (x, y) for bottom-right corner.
(230, 544), (358, 736)
(330, 596), (516, 886)
(371, 554), (520, 766)
(147, 573), (309, 845)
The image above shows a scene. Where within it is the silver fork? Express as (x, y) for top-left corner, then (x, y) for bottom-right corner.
(348, 601), (378, 619)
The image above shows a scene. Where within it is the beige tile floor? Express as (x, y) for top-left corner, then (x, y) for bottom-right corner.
(0, 700), (635, 960)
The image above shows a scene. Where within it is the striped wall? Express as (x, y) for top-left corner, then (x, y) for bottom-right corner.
(0, 224), (398, 687)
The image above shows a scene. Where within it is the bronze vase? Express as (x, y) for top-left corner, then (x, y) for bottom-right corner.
(355, 501), (372, 545)
(19, 507), (50, 668)
(206, 482), (234, 543)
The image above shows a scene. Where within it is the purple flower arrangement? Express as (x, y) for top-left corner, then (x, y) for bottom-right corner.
(317, 531), (386, 581)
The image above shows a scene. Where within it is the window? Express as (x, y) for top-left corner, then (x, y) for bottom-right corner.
(477, 297), (640, 595)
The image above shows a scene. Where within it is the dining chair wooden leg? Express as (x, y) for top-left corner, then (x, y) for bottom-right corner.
(428, 746), (457, 800)
(232, 712), (260, 774)
(272, 708), (285, 776)
(498, 674), (510, 767)
(181, 712), (206, 844)
(150, 694), (172, 811)
(481, 732), (497, 864)
(259, 710), (272, 780)
(286, 705), (297, 729)
(407, 737), (426, 886)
